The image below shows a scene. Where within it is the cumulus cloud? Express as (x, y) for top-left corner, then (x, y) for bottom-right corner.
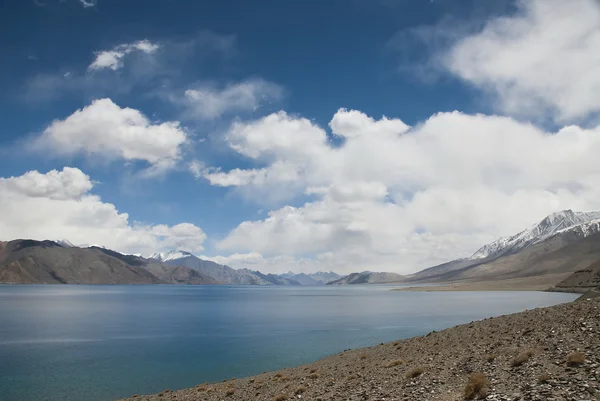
(206, 108), (600, 274)
(88, 40), (160, 71)
(443, 0), (600, 122)
(36, 98), (188, 175)
(179, 79), (283, 120)
(0, 168), (206, 254)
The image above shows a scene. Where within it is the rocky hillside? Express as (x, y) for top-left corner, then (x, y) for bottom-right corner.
(120, 297), (600, 401)
(551, 259), (600, 295)
(0, 240), (216, 285)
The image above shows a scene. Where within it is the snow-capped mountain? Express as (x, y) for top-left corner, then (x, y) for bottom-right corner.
(471, 209), (600, 260)
(56, 239), (75, 248)
(149, 250), (194, 262)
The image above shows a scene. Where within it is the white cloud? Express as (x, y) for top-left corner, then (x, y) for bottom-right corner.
(444, 0), (600, 122)
(79, 0), (97, 8)
(88, 40), (160, 71)
(0, 168), (206, 254)
(180, 79), (283, 120)
(206, 108), (600, 274)
(36, 98), (188, 175)
(1, 168), (93, 200)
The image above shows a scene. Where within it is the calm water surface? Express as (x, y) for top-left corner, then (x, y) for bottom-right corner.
(0, 285), (577, 401)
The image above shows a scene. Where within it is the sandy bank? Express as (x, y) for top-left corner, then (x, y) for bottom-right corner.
(392, 273), (574, 292)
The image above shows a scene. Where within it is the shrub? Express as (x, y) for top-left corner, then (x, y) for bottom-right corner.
(485, 354), (497, 363)
(226, 388), (236, 396)
(511, 350), (534, 367)
(463, 373), (489, 400)
(294, 386), (306, 395)
(386, 359), (403, 368)
(537, 372), (551, 383)
(566, 351), (585, 366)
(406, 367), (424, 378)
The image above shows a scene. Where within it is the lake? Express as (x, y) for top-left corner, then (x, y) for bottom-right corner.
(0, 285), (578, 401)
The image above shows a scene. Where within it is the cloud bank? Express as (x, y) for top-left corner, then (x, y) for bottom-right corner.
(0, 168), (206, 255)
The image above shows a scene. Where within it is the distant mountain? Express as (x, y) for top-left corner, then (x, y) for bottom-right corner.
(412, 231), (600, 284)
(242, 270), (302, 285)
(152, 251), (277, 285)
(470, 209), (600, 260)
(279, 271), (342, 285)
(0, 240), (217, 285)
(406, 210), (600, 285)
(327, 272), (404, 285)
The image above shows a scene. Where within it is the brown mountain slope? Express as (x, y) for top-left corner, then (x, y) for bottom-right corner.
(0, 240), (217, 285)
(0, 240), (163, 284)
(143, 262), (220, 285)
(551, 259), (600, 294)
(418, 231), (600, 284)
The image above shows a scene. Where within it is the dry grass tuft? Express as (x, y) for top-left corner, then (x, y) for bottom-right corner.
(463, 373), (489, 400)
(273, 394), (288, 401)
(485, 354), (497, 363)
(386, 359), (403, 368)
(225, 388), (236, 396)
(537, 372), (551, 383)
(307, 373), (319, 379)
(511, 349), (534, 367)
(406, 366), (424, 378)
(566, 351), (585, 366)
(359, 354), (368, 360)
(293, 386), (306, 395)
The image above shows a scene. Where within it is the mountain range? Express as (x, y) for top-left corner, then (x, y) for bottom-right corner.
(0, 240), (216, 285)
(2, 209), (600, 292)
(0, 243), (340, 286)
(324, 209), (600, 292)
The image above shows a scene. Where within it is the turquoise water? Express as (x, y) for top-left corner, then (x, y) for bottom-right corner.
(0, 285), (577, 401)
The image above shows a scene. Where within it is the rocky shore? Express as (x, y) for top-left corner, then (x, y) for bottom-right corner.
(120, 297), (599, 401)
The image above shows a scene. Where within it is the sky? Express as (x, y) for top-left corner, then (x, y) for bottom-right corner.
(1, 0), (600, 275)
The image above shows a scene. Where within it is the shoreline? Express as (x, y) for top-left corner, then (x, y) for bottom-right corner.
(120, 297), (599, 401)
(391, 273), (575, 292)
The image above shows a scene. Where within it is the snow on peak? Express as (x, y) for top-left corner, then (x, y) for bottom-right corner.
(56, 239), (75, 248)
(470, 209), (600, 260)
(148, 250), (194, 262)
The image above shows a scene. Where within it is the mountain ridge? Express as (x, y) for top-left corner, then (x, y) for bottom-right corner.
(470, 209), (600, 260)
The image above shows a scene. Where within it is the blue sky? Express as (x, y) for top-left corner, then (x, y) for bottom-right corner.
(1, 0), (600, 274)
